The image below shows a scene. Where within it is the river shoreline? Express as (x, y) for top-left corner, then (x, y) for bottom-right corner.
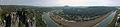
(50, 11), (113, 27)
(94, 11), (116, 27)
(43, 12), (60, 27)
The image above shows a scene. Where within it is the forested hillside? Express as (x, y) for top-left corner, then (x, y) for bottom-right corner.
(0, 5), (118, 27)
(53, 7), (117, 21)
(0, 5), (55, 27)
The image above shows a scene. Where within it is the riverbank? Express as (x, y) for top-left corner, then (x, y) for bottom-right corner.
(43, 12), (60, 27)
(50, 11), (113, 27)
(107, 10), (118, 27)
(49, 12), (68, 27)
(94, 11), (116, 27)
(36, 12), (47, 27)
(41, 12), (48, 27)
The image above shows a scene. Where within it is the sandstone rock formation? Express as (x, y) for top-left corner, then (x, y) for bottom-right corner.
(0, 9), (36, 27)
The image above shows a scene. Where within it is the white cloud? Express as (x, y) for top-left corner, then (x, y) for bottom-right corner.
(1, 0), (120, 6)
(55, 0), (98, 6)
(0, 0), (3, 4)
(96, 0), (120, 6)
(33, 0), (120, 6)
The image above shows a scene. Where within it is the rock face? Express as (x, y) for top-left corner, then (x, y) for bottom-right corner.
(0, 9), (36, 27)
(0, 20), (6, 27)
(10, 12), (19, 27)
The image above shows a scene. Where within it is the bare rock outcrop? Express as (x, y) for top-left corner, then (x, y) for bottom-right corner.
(0, 9), (36, 27)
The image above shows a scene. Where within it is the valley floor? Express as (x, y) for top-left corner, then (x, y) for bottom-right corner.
(50, 11), (113, 27)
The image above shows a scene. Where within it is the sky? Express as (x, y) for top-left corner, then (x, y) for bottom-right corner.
(0, 0), (120, 6)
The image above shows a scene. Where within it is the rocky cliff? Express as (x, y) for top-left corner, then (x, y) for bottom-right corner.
(0, 8), (36, 27)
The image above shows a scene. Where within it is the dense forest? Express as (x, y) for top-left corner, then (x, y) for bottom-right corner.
(0, 5), (119, 27)
(0, 5), (55, 27)
(53, 7), (117, 21)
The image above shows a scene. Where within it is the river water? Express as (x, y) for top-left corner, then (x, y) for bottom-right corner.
(95, 11), (117, 27)
(44, 11), (116, 27)
(44, 12), (60, 27)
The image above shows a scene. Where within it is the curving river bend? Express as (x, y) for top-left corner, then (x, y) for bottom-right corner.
(44, 11), (116, 27)
(44, 12), (60, 27)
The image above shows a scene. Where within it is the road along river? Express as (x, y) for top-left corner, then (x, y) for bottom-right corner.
(95, 11), (117, 27)
(44, 12), (60, 27)
(44, 11), (116, 27)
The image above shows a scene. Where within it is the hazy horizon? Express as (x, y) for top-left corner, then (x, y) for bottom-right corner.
(1, 0), (120, 6)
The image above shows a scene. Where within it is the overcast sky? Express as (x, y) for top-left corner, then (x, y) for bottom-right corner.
(0, 0), (120, 6)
